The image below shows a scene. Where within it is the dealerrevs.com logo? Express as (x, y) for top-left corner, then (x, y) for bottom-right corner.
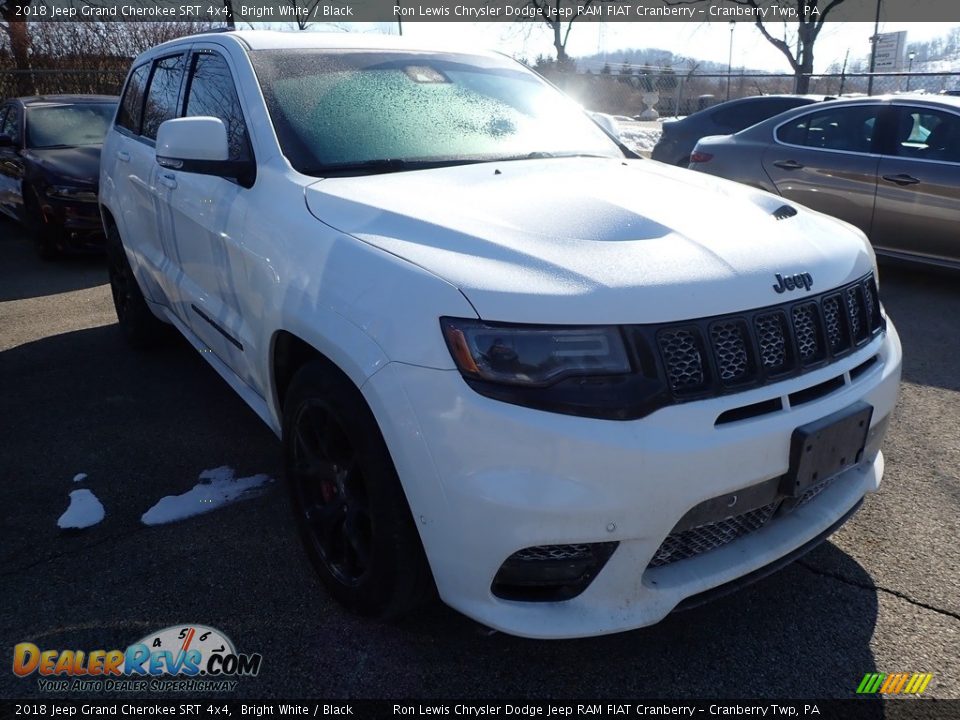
(13, 624), (262, 693)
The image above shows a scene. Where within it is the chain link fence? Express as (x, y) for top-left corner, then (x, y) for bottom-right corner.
(542, 69), (960, 118)
(655, 72), (960, 117)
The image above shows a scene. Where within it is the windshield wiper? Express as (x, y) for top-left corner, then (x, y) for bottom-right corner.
(314, 158), (484, 177)
(492, 152), (619, 163)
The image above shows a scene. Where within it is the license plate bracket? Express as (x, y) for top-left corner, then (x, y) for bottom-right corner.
(783, 401), (873, 498)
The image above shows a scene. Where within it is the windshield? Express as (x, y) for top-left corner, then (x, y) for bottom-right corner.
(26, 103), (116, 149)
(250, 50), (622, 175)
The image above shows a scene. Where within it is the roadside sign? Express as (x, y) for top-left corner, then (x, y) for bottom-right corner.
(873, 31), (907, 72)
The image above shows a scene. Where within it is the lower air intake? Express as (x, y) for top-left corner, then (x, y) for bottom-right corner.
(492, 542), (618, 602)
(648, 475), (840, 569)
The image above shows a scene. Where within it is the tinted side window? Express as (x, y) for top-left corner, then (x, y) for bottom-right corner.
(711, 103), (748, 129)
(1, 105), (21, 143)
(183, 52), (251, 161)
(116, 63), (150, 134)
(891, 107), (960, 164)
(142, 54), (186, 141)
(716, 99), (814, 132)
(776, 106), (879, 153)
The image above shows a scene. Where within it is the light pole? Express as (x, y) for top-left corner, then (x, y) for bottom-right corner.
(867, 0), (882, 96)
(727, 22), (735, 101)
(906, 51), (915, 91)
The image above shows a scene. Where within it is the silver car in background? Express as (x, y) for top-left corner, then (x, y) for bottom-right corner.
(689, 95), (960, 269)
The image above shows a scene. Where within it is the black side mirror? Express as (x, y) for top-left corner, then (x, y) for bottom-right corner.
(0, 134), (13, 148)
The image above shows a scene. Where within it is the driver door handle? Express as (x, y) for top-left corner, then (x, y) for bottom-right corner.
(773, 159), (804, 170)
(882, 173), (920, 186)
(158, 173), (177, 190)
(116, 151), (130, 163)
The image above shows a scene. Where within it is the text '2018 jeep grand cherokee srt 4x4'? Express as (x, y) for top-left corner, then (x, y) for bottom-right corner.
(100, 31), (901, 639)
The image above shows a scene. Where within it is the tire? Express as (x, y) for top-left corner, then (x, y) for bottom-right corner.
(282, 361), (434, 618)
(24, 192), (59, 261)
(106, 224), (169, 350)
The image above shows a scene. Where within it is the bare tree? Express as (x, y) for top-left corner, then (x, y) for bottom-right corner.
(0, 1), (33, 95)
(288, 0), (323, 30)
(668, 0), (849, 93)
(1, 17), (217, 97)
(519, 0), (612, 66)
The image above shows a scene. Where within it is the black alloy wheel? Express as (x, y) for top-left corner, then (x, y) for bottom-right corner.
(290, 399), (373, 587)
(282, 361), (434, 618)
(105, 224), (169, 349)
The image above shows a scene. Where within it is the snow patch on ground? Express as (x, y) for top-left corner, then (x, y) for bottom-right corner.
(73, 473), (88, 483)
(141, 466), (274, 526)
(617, 122), (663, 153)
(58, 489), (105, 529)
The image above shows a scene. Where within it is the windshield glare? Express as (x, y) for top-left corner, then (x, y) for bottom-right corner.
(26, 103), (116, 149)
(250, 50), (622, 174)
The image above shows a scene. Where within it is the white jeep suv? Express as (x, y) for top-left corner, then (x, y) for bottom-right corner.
(100, 31), (902, 639)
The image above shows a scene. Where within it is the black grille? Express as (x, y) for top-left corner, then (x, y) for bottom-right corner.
(822, 295), (847, 353)
(863, 277), (880, 328)
(791, 303), (824, 363)
(846, 285), (868, 342)
(710, 320), (752, 385)
(658, 328), (706, 393)
(652, 273), (883, 400)
(755, 312), (790, 372)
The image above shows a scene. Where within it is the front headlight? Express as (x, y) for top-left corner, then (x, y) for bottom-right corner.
(441, 318), (630, 387)
(440, 318), (667, 420)
(46, 185), (97, 203)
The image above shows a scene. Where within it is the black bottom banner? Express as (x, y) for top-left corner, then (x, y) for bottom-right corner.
(1, 700), (956, 720)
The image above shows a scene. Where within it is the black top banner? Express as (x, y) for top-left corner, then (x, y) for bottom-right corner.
(5, 0), (960, 23)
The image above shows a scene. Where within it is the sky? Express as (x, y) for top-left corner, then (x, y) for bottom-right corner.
(320, 21), (958, 73)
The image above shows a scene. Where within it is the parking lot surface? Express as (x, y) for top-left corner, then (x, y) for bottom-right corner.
(1, 219), (957, 699)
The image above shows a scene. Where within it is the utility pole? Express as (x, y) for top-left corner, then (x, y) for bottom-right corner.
(839, 49), (849, 96)
(867, 0), (882, 96)
(727, 22), (735, 101)
(395, 3), (403, 35)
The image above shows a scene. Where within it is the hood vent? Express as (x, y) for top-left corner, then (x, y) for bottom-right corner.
(772, 205), (798, 220)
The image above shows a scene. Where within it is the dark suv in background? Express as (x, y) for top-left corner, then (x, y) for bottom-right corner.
(0, 95), (118, 259)
(651, 94), (828, 167)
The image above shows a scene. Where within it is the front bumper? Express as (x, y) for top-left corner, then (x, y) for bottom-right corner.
(362, 321), (901, 638)
(39, 196), (106, 253)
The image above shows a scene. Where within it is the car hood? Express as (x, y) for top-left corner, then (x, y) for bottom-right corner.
(24, 145), (101, 187)
(304, 157), (874, 324)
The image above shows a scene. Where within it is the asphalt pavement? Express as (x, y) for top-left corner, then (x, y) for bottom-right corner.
(0, 217), (957, 700)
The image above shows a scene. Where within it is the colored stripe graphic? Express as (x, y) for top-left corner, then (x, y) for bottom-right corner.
(856, 673), (884, 694)
(858, 672), (932, 695)
(880, 674), (898, 693)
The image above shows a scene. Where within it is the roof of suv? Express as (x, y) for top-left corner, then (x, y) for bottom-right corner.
(14, 94), (118, 106)
(160, 29), (493, 56)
